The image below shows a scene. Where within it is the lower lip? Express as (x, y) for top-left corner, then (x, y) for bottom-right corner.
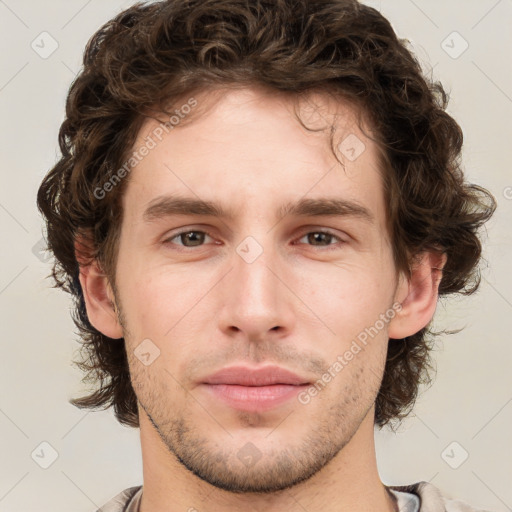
(201, 383), (307, 412)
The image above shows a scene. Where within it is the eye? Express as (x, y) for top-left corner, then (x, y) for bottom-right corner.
(162, 228), (346, 251)
(163, 230), (215, 248)
(295, 230), (345, 249)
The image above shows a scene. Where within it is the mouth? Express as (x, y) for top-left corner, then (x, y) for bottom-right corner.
(200, 365), (310, 413)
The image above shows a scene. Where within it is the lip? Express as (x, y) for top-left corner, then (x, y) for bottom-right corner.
(203, 365), (310, 386)
(200, 365), (310, 412)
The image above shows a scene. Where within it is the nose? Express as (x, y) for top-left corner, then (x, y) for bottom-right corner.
(217, 240), (295, 343)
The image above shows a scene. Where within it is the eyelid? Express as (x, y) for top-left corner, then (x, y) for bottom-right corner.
(293, 228), (347, 250)
(162, 227), (217, 247)
(295, 226), (347, 240)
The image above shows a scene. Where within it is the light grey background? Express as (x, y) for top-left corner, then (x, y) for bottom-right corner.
(0, 0), (511, 511)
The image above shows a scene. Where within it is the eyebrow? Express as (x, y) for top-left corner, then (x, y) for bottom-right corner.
(142, 195), (374, 224)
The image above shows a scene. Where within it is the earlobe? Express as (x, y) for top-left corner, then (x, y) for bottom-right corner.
(388, 251), (447, 339)
(75, 238), (123, 340)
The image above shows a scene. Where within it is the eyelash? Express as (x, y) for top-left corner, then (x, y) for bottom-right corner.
(162, 228), (346, 251)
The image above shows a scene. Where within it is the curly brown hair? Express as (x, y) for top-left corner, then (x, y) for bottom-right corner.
(36, 0), (496, 429)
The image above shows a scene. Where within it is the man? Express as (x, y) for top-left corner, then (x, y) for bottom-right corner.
(36, 0), (496, 510)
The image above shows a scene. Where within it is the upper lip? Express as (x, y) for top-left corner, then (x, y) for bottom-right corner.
(202, 365), (310, 386)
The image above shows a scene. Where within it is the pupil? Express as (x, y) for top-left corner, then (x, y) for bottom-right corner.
(184, 232), (203, 246)
(309, 233), (330, 245)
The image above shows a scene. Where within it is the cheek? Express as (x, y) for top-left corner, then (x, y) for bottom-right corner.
(118, 236), (396, 347)
(120, 261), (219, 342)
(292, 258), (396, 334)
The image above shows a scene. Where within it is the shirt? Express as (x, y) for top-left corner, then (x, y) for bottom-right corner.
(96, 481), (493, 511)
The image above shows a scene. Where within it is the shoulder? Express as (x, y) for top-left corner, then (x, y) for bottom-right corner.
(96, 485), (143, 512)
(389, 481), (494, 512)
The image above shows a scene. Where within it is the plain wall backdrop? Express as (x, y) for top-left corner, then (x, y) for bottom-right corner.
(0, 0), (511, 510)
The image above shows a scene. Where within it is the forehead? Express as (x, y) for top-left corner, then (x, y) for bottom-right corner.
(121, 87), (387, 229)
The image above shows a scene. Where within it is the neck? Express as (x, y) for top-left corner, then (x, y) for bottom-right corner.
(137, 407), (396, 512)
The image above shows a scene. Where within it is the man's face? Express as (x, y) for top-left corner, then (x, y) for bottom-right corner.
(112, 87), (401, 493)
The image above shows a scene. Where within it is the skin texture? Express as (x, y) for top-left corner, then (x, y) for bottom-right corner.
(78, 87), (446, 512)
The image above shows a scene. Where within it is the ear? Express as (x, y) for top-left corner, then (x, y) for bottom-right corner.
(388, 251), (447, 339)
(75, 236), (123, 339)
